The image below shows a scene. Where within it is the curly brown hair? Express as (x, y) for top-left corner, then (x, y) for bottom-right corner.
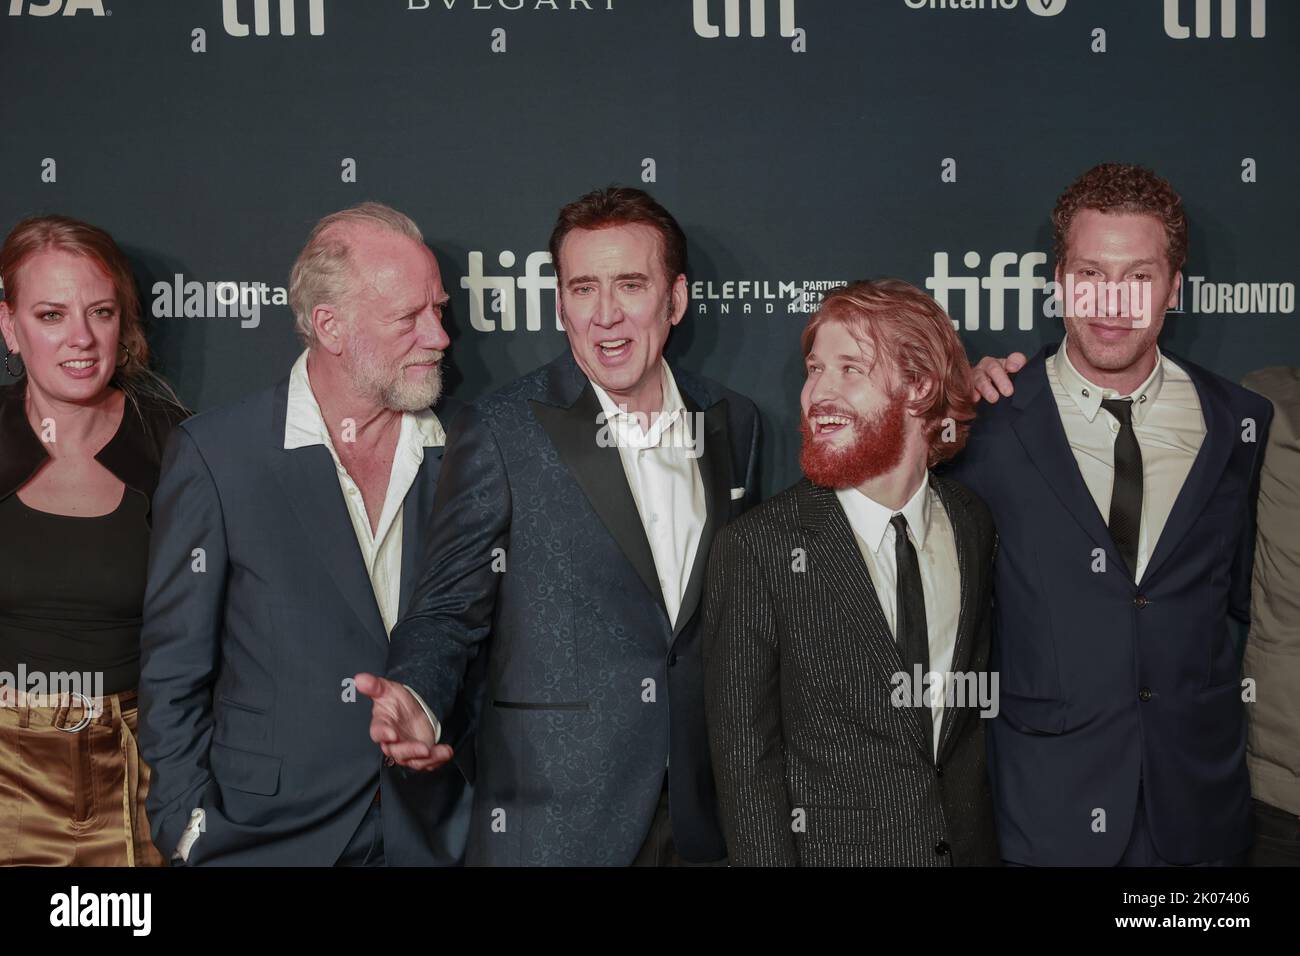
(1052, 163), (1187, 276)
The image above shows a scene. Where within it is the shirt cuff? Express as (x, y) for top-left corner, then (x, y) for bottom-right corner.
(403, 683), (442, 744)
(173, 808), (206, 862)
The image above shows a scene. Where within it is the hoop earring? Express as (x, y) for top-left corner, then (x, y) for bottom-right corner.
(117, 343), (130, 369)
(4, 350), (24, 379)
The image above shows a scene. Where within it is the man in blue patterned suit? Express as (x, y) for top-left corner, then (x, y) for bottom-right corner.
(701, 279), (1000, 866)
(357, 187), (761, 865)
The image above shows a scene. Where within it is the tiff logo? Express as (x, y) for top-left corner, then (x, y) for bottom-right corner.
(925, 251), (1047, 331)
(1163, 0), (1265, 38)
(462, 250), (558, 333)
(222, 0), (324, 36)
(8, 0), (105, 14)
(693, 0), (797, 38)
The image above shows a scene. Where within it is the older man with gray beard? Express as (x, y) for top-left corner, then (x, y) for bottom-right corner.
(138, 202), (478, 866)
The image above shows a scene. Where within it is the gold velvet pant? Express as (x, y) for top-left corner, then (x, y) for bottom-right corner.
(0, 690), (165, 866)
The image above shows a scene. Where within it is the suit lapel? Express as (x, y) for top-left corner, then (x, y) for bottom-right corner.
(270, 443), (389, 650)
(1010, 353), (1125, 575)
(672, 391), (731, 641)
(267, 377), (388, 651)
(933, 475), (980, 761)
(530, 382), (667, 619)
(798, 480), (933, 762)
(1139, 357), (1235, 586)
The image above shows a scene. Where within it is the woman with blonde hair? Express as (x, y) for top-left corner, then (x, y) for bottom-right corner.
(0, 214), (187, 866)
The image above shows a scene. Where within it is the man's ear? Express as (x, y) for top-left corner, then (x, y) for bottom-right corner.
(668, 273), (687, 327)
(313, 304), (345, 356)
(1166, 268), (1182, 311)
(909, 375), (935, 407)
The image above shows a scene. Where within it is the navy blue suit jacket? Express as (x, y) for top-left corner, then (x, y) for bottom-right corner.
(387, 349), (761, 865)
(949, 344), (1272, 865)
(139, 378), (475, 866)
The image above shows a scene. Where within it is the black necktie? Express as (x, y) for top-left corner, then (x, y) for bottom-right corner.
(891, 513), (932, 754)
(1101, 398), (1143, 580)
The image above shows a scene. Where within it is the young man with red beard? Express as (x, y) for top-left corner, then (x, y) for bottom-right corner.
(700, 279), (1000, 866)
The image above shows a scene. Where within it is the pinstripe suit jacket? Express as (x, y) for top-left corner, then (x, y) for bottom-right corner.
(701, 474), (1000, 866)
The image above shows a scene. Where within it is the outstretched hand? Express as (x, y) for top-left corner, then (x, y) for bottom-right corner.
(355, 672), (454, 772)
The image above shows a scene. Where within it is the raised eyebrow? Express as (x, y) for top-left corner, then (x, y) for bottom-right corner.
(32, 300), (68, 310)
(87, 298), (117, 309)
(615, 272), (651, 283)
(565, 274), (598, 290)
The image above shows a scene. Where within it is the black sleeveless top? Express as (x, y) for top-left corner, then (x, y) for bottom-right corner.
(0, 381), (188, 697)
(0, 489), (151, 696)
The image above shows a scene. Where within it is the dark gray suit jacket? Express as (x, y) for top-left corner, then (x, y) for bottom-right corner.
(139, 378), (476, 866)
(702, 474), (1000, 866)
(387, 349), (761, 865)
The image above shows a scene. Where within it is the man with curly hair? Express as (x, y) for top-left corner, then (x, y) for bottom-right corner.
(955, 163), (1273, 866)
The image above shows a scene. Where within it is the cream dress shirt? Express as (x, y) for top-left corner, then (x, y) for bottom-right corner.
(1046, 338), (1205, 583)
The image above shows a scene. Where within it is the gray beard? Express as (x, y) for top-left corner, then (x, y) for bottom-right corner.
(377, 364), (442, 412)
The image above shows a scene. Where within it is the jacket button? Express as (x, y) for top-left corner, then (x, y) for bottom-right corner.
(668, 652), (678, 667)
(935, 764), (944, 778)
(1134, 595), (1148, 609)
(1139, 687), (1153, 702)
(935, 841), (950, 856)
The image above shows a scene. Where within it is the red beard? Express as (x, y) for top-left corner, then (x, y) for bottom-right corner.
(800, 395), (908, 489)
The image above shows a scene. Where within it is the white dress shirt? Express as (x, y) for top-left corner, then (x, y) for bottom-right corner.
(836, 477), (960, 758)
(286, 350), (447, 731)
(1047, 338), (1205, 583)
(284, 350), (446, 634)
(590, 360), (707, 629)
